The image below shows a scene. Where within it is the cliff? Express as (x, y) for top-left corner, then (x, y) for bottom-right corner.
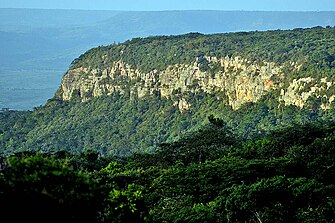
(56, 27), (335, 111)
(59, 56), (334, 111)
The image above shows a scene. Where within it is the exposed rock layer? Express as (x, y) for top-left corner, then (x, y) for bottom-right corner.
(59, 56), (334, 110)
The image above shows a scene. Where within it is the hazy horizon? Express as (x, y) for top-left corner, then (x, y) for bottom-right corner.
(1, 0), (335, 11)
(1, 8), (335, 12)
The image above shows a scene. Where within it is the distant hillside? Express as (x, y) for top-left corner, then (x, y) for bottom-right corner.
(1, 27), (335, 156)
(1, 9), (335, 110)
(0, 8), (119, 31)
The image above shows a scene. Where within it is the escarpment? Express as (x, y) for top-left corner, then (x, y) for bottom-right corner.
(60, 56), (282, 110)
(58, 56), (334, 111)
(57, 28), (335, 111)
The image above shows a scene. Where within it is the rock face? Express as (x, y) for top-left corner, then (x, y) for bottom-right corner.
(58, 55), (334, 110)
(279, 77), (334, 109)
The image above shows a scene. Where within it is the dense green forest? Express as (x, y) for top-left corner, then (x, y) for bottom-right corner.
(1, 92), (334, 156)
(1, 119), (334, 222)
(1, 27), (335, 222)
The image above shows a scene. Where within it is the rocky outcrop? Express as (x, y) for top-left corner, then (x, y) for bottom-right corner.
(59, 55), (334, 110)
(280, 77), (334, 109)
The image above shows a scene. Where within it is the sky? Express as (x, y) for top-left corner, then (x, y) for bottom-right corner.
(1, 0), (335, 11)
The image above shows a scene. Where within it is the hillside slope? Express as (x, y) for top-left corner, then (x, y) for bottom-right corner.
(59, 27), (335, 110)
(1, 27), (335, 156)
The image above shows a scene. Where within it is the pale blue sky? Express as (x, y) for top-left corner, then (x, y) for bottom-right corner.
(1, 0), (335, 11)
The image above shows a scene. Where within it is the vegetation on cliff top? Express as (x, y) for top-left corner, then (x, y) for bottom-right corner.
(70, 26), (335, 81)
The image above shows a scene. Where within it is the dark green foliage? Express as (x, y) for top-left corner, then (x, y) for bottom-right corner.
(142, 122), (335, 223)
(0, 152), (97, 222)
(239, 121), (335, 159)
(1, 121), (334, 222)
(153, 119), (239, 167)
(215, 176), (334, 223)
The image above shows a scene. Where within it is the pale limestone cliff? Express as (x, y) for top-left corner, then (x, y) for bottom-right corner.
(59, 56), (334, 110)
(279, 77), (334, 109)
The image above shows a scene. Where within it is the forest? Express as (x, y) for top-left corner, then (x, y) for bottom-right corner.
(0, 26), (335, 222)
(0, 118), (334, 222)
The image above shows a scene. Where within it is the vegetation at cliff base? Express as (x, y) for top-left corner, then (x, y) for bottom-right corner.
(0, 119), (334, 222)
(1, 90), (334, 156)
